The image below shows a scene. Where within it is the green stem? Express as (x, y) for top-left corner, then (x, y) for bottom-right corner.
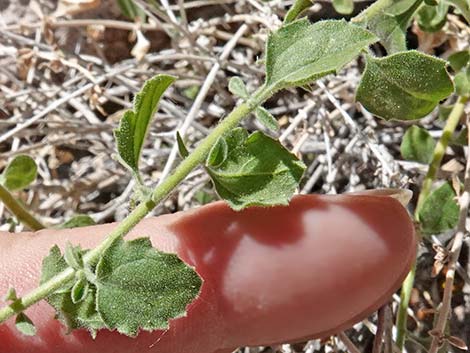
(395, 96), (468, 350)
(415, 96), (469, 217)
(0, 89), (267, 324)
(395, 260), (416, 350)
(0, 184), (45, 231)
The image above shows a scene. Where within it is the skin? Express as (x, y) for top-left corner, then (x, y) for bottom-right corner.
(0, 191), (416, 353)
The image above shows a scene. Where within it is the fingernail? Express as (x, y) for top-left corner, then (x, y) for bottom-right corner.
(345, 189), (413, 207)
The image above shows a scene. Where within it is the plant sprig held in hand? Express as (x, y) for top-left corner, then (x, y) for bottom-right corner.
(0, 0), (462, 345)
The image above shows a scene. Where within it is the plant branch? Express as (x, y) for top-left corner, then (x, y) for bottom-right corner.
(395, 96), (468, 350)
(158, 23), (249, 183)
(395, 260), (416, 350)
(0, 91), (267, 324)
(416, 96), (469, 216)
(0, 184), (45, 231)
(428, 115), (470, 353)
(372, 305), (387, 353)
(338, 331), (362, 353)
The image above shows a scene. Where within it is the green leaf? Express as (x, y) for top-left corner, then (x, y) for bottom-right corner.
(182, 85), (200, 100)
(417, 2), (449, 32)
(452, 127), (468, 146)
(425, 0), (438, 5)
(176, 131), (189, 158)
(448, 50), (470, 72)
(71, 273), (89, 304)
(0, 155), (37, 191)
(117, 0), (146, 20)
(114, 75), (176, 175)
(59, 215), (96, 229)
(419, 182), (459, 235)
(438, 104), (454, 121)
(228, 77), (249, 99)
(15, 313), (36, 336)
(332, 0), (354, 15)
(95, 236), (202, 336)
(64, 243), (84, 270)
(454, 68), (470, 97)
(264, 19), (377, 91)
(400, 125), (436, 163)
(207, 136), (229, 168)
(206, 128), (306, 210)
(3, 288), (17, 302)
(284, 0), (313, 24)
(40, 246), (106, 335)
(356, 51), (454, 121)
(255, 106), (279, 131)
(195, 190), (217, 205)
(355, 0), (423, 54)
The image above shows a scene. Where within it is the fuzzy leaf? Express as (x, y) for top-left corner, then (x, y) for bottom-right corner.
(255, 107), (279, 131)
(284, 0), (313, 23)
(15, 313), (36, 336)
(176, 132), (189, 158)
(71, 273), (89, 304)
(40, 246), (106, 335)
(206, 128), (306, 210)
(264, 19), (377, 91)
(356, 51), (454, 121)
(60, 215), (96, 229)
(95, 237), (202, 337)
(1, 155), (37, 191)
(454, 68), (470, 97)
(419, 182), (459, 235)
(417, 2), (449, 32)
(448, 50), (470, 72)
(400, 125), (436, 164)
(64, 243), (84, 270)
(332, 0), (354, 15)
(115, 75), (176, 175)
(354, 0), (422, 54)
(438, 104), (454, 121)
(452, 127), (468, 146)
(207, 136), (229, 168)
(228, 77), (249, 99)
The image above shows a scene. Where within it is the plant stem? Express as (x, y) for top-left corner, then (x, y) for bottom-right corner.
(0, 184), (45, 231)
(0, 90), (267, 324)
(395, 261), (416, 349)
(415, 96), (469, 216)
(395, 96), (468, 350)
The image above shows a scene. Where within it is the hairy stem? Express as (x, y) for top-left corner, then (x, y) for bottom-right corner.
(395, 96), (468, 350)
(0, 90), (267, 324)
(0, 184), (45, 231)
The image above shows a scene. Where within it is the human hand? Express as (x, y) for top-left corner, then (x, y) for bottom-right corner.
(0, 191), (416, 353)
